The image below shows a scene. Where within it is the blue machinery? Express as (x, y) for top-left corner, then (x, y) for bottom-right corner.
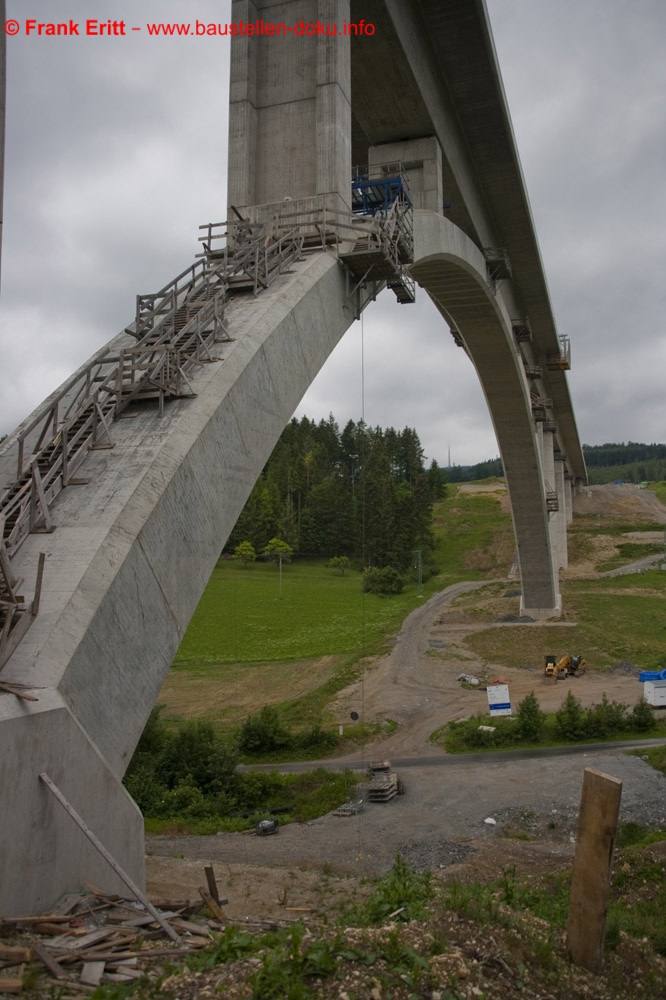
(351, 171), (412, 217)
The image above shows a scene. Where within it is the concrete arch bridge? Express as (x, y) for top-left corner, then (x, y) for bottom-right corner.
(0, 0), (585, 914)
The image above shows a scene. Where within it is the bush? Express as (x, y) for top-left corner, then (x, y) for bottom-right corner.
(157, 720), (239, 794)
(295, 724), (338, 753)
(238, 705), (293, 756)
(328, 556), (350, 575)
(584, 694), (628, 739)
(238, 770), (285, 811)
(362, 566), (405, 596)
(161, 776), (211, 819)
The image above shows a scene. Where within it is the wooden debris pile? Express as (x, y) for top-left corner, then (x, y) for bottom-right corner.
(0, 867), (227, 995)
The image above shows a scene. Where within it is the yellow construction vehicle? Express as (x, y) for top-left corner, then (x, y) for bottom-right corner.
(544, 654), (587, 679)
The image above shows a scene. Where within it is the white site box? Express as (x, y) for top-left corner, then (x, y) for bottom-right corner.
(644, 681), (666, 707)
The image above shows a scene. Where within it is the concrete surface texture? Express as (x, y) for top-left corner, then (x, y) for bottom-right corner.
(0, 0), (585, 914)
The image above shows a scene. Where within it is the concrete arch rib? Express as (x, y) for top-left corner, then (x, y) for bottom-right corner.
(0, 251), (359, 915)
(410, 211), (560, 618)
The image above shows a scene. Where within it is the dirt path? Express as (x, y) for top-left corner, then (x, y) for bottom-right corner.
(331, 581), (491, 759)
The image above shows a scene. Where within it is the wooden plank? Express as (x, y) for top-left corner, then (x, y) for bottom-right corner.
(32, 943), (66, 980)
(50, 894), (82, 917)
(80, 962), (105, 987)
(45, 929), (115, 952)
(169, 919), (212, 937)
(0, 915), (74, 927)
(0, 978), (22, 994)
(32, 922), (75, 936)
(39, 773), (181, 945)
(198, 889), (225, 922)
(146, 898), (196, 911)
(204, 865), (220, 905)
(106, 966), (142, 980)
(566, 768), (623, 974)
(0, 947), (32, 964)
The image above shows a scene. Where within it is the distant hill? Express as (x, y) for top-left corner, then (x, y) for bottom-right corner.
(446, 443), (666, 485)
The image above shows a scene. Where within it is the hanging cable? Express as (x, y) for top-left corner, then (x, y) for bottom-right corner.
(357, 306), (368, 866)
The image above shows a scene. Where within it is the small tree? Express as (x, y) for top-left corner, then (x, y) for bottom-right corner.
(516, 691), (546, 742)
(630, 697), (655, 733)
(555, 690), (586, 741)
(263, 537), (293, 566)
(234, 540), (256, 568)
(329, 555), (350, 576)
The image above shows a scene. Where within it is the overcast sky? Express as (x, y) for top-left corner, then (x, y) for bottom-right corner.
(1, 0), (664, 467)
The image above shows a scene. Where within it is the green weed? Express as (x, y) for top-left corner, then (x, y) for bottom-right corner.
(346, 855), (434, 926)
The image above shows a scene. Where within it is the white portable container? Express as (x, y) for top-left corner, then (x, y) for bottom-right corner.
(643, 681), (666, 707)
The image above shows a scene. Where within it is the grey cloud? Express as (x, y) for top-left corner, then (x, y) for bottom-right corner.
(1, 0), (664, 467)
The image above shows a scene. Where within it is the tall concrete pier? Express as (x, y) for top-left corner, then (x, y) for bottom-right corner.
(0, 0), (585, 914)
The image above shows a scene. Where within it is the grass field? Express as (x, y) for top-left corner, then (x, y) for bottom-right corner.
(165, 559), (443, 730)
(175, 559), (416, 666)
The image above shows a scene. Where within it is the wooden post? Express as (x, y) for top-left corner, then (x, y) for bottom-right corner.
(204, 865), (220, 905)
(39, 773), (180, 945)
(566, 767), (622, 973)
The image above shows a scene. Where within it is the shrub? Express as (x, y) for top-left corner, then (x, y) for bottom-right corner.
(295, 724), (338, 753)
(161, 776), (211, 819)
(584, 694), (628, 739)
(238, 705), (293, 756)
(362, 566), (405, 596)
(157, 720), (239, 794)
(233, 540), (256, 567)
(362, 856), (434, 925)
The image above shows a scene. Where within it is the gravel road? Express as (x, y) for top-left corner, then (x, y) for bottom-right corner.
(147, 746), (666, 878)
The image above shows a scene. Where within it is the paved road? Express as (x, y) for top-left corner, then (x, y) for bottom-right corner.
(248, 737), (666, 773)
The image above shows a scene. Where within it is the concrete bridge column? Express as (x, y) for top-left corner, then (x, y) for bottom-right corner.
(564, 473), (574, 525)
(554, 456), (568, 568)
(228, 0), (352, 215)
(540, 425), (559, 564)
